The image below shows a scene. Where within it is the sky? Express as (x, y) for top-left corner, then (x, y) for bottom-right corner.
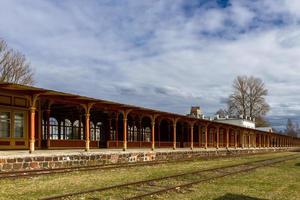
(1, 0), (300, 130)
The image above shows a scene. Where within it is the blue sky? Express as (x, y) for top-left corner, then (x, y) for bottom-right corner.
(1, 0), (300, 129)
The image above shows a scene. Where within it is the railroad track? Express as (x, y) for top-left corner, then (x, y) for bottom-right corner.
(39, 153), (300, 200)
(0, 160), (173, 179)
(0, 151), (281, 180)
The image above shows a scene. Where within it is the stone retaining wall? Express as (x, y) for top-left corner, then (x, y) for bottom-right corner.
(0, 148), (298, 172)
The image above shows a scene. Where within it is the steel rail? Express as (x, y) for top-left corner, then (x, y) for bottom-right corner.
(125, 155), (298, 200)
(39, 154), (299, 200)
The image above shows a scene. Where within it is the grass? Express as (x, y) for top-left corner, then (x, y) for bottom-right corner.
(0, 152), (299, 200)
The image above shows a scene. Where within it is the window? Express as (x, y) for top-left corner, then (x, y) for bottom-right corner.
(90, 122), (95, 140)
(110, 126), (116, 141)
(73, 120), (83, 140)
(42, 120), (46, 140)
(144, 127), (151, 142)
(0, 112), (10, 138)
(95, 122), (101, 141)
(14, 113), (24, 138)
(133, 126), (138, 141)
(128, 126), (134, 141)
(50, 117), (59, 140)
(64, 119), (72, 140)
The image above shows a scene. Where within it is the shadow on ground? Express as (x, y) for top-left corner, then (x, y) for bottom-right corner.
(214, 193), (267, 200)
(295, 162), (300, 166)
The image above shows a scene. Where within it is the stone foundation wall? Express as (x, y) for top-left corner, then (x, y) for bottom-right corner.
(0, 148), (298, 172)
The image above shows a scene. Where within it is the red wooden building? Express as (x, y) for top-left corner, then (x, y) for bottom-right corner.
(0, 83), (299, 153)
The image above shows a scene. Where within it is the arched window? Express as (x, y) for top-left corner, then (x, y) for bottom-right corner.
(42, 119), (46, 140)
(64, 119), (72, 140)
(128, 125), (134, 142)
(133, 126), (138, 141)
(110, 124), (116, 141)
(73, 120), (83, 140)
(144, 127), (151, 142)
(90, 122), (95, 141)
(95, 122), (102, 141)
(50, 117), (59, 140)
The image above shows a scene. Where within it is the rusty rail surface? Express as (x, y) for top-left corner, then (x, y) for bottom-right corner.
(39, 153), (299, 200)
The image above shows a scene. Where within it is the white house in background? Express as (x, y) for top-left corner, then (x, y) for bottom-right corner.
(188, 106), (256, 129)
(256, 127), (273, 132)
(188, 106), (275, 131)
(214, 117), (256, 129)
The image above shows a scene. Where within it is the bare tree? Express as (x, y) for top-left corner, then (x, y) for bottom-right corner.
(227, 75), (270, 126)
(285, 118), (297, 137)
(0, 39), (34, 85)
(215, 109), (228, 118)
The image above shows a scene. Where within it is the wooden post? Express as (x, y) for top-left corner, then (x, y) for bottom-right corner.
(198, 125), (202, 148)
(205, 125), (208, 149)
(173, 119), (177, 150)
(28, 94), (39, 153)
(158, 120), (161, 148)
(226, 128), (229, 149)
(234, 130), (238, 149)
(242, 131), (245, 149)
(216, 126), (220, 149)
(29, 106), (36, 153)
(116, 116), (119, 148)
(45, 109), (51, 149)
(190, 123), (194, 150)
(123, 116), (128, 151)
(81, 103), (94, 152)
(85, 113), (90, 151)
(123, 117), (127, 151)
(248, 134), (251, 148)
(151, 115), (157, 151)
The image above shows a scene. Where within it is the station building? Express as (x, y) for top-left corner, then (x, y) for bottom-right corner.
(0, 82), (299, 153)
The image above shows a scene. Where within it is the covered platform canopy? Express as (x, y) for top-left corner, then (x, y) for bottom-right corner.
(0, 82), (298, 153)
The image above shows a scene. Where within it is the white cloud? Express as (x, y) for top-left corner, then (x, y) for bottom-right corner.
(0, 0), (300, 122)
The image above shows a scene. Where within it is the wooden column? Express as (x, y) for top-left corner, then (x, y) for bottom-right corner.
(115, 116), (119, 147)
(190, 123), (194, 150)
(241, 131), (245, 149)
(226, 128), (229, 149)
(151, 115), (157, 151)
(216, 126), (220, 149)
(138, 118), (142, 147)
(45, 109), (51, 149)
(198, 125), (202, 148)
(205, 125), (208, 149)
(85, 113), (90, 151)
(248, 134), (251, 148)
(29, 106), (36, 153)
(158, 120), (161, 148)
(29, 94), (39, 153)
(108, 118), (112, 141)
(123, 117), (128, 151)
(173, 119), (177, 150)
(81, 103), (94, 152)
(234, 130), (238, 148)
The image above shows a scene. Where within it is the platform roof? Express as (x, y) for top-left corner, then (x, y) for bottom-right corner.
(0, 82), (287, 135)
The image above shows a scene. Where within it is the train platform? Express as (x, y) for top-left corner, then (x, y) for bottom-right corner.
(0, 147), (296, 172)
